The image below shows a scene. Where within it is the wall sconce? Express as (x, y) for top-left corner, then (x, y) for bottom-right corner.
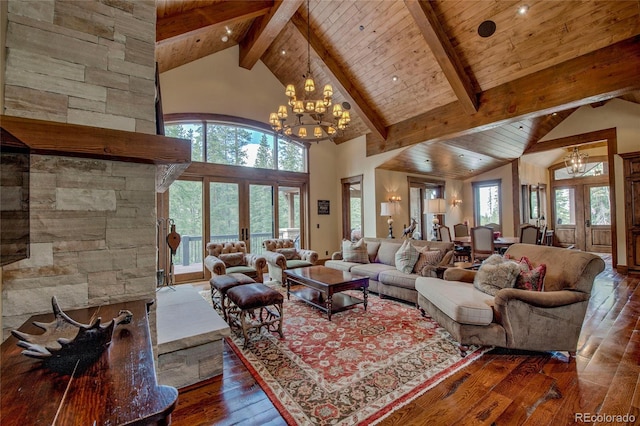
(381, 202), (400, 239)
(452, 198), (462, 207)
(388, 195), (401, 203)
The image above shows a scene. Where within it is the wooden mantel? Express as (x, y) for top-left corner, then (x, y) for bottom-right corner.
(0, 115), (191, 192)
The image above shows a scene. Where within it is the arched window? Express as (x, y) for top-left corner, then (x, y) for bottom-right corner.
(164, 114), (308, 172)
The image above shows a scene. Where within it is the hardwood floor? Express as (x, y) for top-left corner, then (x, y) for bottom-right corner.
(171, 258), (640, 425)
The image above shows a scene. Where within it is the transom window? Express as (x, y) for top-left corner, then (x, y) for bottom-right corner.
(164, 118), (307, 173)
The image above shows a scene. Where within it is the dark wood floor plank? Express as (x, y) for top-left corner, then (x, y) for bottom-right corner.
(170, 260), (640, 426)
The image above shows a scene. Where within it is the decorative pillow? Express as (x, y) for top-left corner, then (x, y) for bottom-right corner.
(395, 240), (419, 274)
(473, 254), (521, 296)
(219, 252), (245, 267)
(505, 255), (546, 291)
(366, 241), (381, 263)
(342, 238), (369, 263)
(277, 248), (300, 260)
(413, 247), (443, 273)
(376, 242), (402, 266)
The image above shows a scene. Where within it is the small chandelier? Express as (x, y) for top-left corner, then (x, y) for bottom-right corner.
(564, 147), (588, 175)
(268, 0), (351, 142)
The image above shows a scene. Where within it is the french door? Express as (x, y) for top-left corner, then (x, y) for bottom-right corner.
(166, 177), (305, 283)
(552, 184), (611, 253)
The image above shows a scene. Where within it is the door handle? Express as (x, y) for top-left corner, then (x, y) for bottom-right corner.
(585, 219), (591, 227)
(240, 228), (245, 240)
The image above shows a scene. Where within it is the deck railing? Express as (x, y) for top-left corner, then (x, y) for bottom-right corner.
(175, 230), (300, 266)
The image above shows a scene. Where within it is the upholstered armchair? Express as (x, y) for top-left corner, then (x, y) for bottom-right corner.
(204, 241), (267, 283)
(262, 238), (318, 284)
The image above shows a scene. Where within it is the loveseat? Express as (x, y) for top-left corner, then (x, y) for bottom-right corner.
(415, 244), (605, 355)
(204, 241), (267, 283)
(262, 238), (319, 284)
(325, 237), (454, 305)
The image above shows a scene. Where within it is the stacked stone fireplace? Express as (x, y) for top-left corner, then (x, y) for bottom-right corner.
(1, 0), (159, 337)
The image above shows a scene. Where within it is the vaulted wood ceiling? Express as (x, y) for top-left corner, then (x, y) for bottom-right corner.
(155, 0), (640, 180)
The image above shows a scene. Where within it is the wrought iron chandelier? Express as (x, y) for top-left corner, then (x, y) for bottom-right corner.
(268, 0), (350, 142)
(564, 147), (588, 175)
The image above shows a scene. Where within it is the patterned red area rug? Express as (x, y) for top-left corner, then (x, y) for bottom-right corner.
(204, 286), (489, 425)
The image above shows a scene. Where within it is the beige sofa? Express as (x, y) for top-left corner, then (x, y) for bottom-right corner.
(415, 244), (605, 355)
(325, 237), (454, 305)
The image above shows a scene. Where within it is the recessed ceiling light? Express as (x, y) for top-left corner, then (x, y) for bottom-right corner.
(392, 75), (399, 82)
(359, 25), (364, 31)
(459, 154), (464, 158)
(552, 112), (558, 116)
(281, 49), (286, 55)
(518, 5), (529, 15)
(221, 35), (229, 42)
(225, 26), (232, 35)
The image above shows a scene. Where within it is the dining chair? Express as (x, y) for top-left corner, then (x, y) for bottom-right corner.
(539, 225), (548, 245)
(470, 226), (495, 263)
(438, 225), (452, 242)
(453, 223), (469, 237)
(519, 224), (540, 245)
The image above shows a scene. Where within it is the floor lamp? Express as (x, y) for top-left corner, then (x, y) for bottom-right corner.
(426, 198), (446, 240)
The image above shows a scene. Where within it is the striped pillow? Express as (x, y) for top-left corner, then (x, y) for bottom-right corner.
(395, 240), (419, 273)
(413, 247), (444, 273)
(342, 239), (369, 263)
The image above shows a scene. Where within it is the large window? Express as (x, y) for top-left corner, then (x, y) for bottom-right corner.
(164, 116), (307, 172)
(472, 180), (502, 229)
(161, 115), (310, 282)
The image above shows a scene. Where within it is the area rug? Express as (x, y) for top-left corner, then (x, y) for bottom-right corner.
(200, 285), (489, 425)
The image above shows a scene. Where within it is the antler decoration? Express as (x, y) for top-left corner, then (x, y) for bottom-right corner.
(11, 296), (132, 373)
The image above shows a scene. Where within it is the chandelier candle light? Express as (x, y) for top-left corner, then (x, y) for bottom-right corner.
(564, 146), (588, 175)
(268, 0), (351, 142)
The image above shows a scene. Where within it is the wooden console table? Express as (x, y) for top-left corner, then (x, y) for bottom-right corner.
(0, 299), (178, 425)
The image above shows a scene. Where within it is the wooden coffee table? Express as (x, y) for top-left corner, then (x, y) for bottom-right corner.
(284, 265), (368, 320)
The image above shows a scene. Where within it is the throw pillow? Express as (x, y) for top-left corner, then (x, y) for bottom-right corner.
(366, 241), (381, 263)
(219, 252), (245, 267)
(473, 254), (521, 296)
(342, 238), (369, 263)
(395, 240), (419, 274)
(413, 247), (443, 273)
(277, 248), (300, 260)
(505, 254), (546, 291)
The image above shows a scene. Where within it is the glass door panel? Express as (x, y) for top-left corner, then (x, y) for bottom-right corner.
(349, 183), (362, 241)
(278, 186), (301, 244)
(586, 185), (612, 252)
(169, 179), (203, 281)
(250, 184), (274, 255)
(209, 182), (240, 243)
(553, 187), (579, 248)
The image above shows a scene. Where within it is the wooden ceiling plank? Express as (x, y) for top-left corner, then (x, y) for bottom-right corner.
(290, 12), (388, 141)
(404, 0), (478, 114)
(239, 0), (304, 70)
(366, 36), (640, 156)
(156, 1), (272, 44)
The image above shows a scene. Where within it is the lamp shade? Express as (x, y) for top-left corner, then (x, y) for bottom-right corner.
(426, 198), (446, 214)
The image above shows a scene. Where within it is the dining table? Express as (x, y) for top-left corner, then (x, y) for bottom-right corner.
(453, 236), (520, 249)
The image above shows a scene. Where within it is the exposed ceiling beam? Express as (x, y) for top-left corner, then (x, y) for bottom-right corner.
(366, 36), (640, 156)
(404, 0), (478, 114)
(239, 0), (304, 70)
(524, 128), (614, 154)
(156, 1), (272, 45)
(290, 12), (388, 141)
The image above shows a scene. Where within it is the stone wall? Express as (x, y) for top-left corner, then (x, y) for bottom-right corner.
(2, 156), (156, 332)
(1, 0), (158, 337)
(3, 0), (156, 133)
